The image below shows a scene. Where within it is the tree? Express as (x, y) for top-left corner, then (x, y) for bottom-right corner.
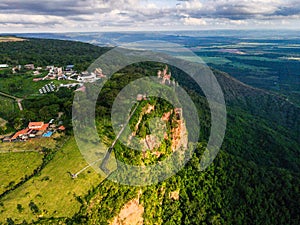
(17, 204), (24, 213)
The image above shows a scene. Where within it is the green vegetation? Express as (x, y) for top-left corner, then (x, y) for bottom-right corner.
(0, 152), (43, 195)
(0, 73), (75, 98)
(0, 38), (110, 70)
(0, 137), (102, 224)
(0, 39), (299, 224)
(0, 95), (17, 124)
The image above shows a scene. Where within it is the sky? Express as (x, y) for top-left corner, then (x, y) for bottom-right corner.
(0, 0), (299, 33)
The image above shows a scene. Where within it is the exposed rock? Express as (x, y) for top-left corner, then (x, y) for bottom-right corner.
(110, 198), (144, 225)
(170, 190), (180, 201)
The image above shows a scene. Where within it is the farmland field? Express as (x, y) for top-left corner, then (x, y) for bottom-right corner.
(0, 137), (103, 223)
(0, 37), (25, 43)
(0, 152), (43, 195)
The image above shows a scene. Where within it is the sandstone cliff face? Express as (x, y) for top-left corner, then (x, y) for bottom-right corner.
(110, 198), (144, 225)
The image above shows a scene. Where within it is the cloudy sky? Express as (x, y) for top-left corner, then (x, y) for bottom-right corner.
(0, 0), (299, 32)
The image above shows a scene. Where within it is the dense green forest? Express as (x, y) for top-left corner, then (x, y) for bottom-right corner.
(0, 38), (299, 224)
(0, 38), (111, 71)
(69, 61), (300, 224)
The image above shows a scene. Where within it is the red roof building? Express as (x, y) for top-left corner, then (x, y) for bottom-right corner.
(28, 122), (49, 131)
(28, 122), (44, 129)
(58, 125), (66, 131)
(11, 128), (30, 140)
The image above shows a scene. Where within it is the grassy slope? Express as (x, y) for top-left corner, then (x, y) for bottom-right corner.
(0, 152), (43, 195)
(0, 95), (18, 120)
(0, 138), (57, 152)
(0, 73), (77, 99)
(0, 137), (103, 223)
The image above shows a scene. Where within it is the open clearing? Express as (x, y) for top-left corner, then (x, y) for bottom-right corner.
(0, 135), (59, 152)
(0, 37), (26, 43)
(0, 137), (103, 223)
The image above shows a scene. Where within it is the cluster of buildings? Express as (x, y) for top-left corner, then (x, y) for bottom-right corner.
(157, 65), (178, 87)
(157, 65), (172, 85)
(2, 120), (65, 142)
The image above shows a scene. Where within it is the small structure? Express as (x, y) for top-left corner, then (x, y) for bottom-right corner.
(46, 65), (54, 70)
(157, 65), (172, 85)
(94, 68), (106, 78)
(65, 65), (74, 71)
(77, 72), (100, 83)
(12, 65), (21, 73)
(24, 64), (35, 70)
(0, 64), (9, 68)
(137, 94), (147, 101)
(58, 125), (66, 131)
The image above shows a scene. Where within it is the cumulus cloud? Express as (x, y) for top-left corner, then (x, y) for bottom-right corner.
(182, 17), (207, 26)
(0, 0), (299, 31)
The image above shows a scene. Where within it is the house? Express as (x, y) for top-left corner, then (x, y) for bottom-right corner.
(10, 128), (30, 141)
(28, 122), (44, 129)
(77, 72), (99, 83)
(24, 64), (35, 70)
(28, 122), (49, 131)
(0, 64), (9, 68)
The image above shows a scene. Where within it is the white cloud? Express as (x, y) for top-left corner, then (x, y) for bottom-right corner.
(182, 17), (207, 26)
(0, 0), (299, 32)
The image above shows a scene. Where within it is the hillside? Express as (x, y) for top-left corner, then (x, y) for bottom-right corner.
(0, 39), (299, 224)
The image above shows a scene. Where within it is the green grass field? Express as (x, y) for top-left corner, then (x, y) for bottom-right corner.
(0, 95), (18, 119)
(0, 72), (78, 98)
(0, 136), (58, 152)
(0, 152), (43, 195)
(0, 137), (103, 223)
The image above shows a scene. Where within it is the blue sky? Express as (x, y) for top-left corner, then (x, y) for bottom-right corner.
(0, 0), (299, 32)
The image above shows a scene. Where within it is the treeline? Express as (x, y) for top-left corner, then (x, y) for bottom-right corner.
(0, 38), (111, 70)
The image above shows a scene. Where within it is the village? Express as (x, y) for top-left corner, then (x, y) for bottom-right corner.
(0, 63), (106, 94)
(0, 64), (176, 144)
